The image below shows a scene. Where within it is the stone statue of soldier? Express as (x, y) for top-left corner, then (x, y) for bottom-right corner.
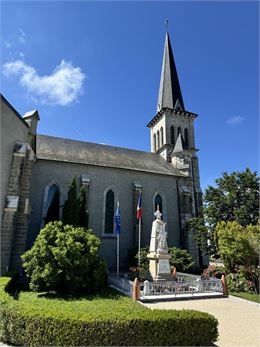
(157, 222), (168, 253)
(147, 205), (171, 280)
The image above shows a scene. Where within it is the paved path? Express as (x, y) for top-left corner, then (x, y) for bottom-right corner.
(143, 295), (260, 347)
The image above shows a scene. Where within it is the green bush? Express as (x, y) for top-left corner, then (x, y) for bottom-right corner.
(21, 221), (107, 294)
(169, 247), (195, 272)
(201, 264), (225, 280)
(129, 246), (194, 274)
(226, 272), (256, 293)
(0, 276), (219, 346)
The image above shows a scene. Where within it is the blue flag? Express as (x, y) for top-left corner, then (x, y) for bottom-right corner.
(115, 201), (121, 234)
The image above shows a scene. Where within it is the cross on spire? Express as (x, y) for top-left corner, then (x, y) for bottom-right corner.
(164, 18), (169, 32)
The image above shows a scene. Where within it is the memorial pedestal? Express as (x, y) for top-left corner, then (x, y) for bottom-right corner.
(147, 210), (172, 281)
(147, 252), (172, 281)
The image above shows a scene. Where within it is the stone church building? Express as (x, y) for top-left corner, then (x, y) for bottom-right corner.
(0, 32), (205, 275)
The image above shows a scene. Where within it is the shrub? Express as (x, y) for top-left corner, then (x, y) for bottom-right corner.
(226, 272), (255, 293)
(21, 221), (107, 294)
(129, 246), (195, 277)
(0, 276), (219, 346)
(201, 264), (225, 280)
(238, 265), (259, 293)
(169, 247), (195, 272)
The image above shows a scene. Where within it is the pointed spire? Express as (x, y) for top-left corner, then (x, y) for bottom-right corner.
(172, 133), (184, 154)
(157, 32), (185, 112)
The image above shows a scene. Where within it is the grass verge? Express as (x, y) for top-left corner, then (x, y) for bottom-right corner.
(230, 291), (260, 303)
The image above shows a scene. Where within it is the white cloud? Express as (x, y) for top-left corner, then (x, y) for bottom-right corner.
(18, 28), (26, 44)
(4, 40), (12, 49)
(225, 116), (245, 125)
(18, 52), (25, 59)
(2, 59), (86, 106)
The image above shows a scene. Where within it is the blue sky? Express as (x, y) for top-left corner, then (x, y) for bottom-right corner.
(1, 1), (259, 190)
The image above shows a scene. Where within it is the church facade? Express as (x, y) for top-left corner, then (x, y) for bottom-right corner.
(0, 32), (205, 275)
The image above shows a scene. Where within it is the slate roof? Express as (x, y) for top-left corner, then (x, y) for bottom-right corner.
(173, 133), (185, 154)
(157, 32), (185, 111)
(36, 134), (184, 177)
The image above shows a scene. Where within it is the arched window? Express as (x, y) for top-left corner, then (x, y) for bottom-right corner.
(160, 127), (164, 146)
(177, 126), (181, 137)
(154, 194), (163, 220)
(153, 133), (156, 151)
(104, 189), (115, 234)
(170, 126), (175, 144)
(41, 180), (62, 227)
(157, 130), (160, 149)
(43, 184), (60, 225)
(184, 128), (189, 148)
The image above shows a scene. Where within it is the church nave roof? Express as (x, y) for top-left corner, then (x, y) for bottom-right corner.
(36, 134), (184, 177)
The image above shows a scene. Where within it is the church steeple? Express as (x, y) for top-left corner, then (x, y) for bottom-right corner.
(157, 32), (184, 112)
(148, 30), (198, 162)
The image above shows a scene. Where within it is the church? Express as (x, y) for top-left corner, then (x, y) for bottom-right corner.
(0, 32), (205, 275)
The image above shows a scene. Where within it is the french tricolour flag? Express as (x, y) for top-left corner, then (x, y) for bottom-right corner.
(136, 191), (142, 220)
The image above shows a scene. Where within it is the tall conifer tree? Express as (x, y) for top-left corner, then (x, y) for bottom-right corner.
(63, 177), (80, 226)
(78, 185), (89, 228)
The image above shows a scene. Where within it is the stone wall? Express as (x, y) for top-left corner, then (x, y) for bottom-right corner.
(28, 160), (182, 271)
(0, 97), (29, 223)
(1, 144), (35, 274)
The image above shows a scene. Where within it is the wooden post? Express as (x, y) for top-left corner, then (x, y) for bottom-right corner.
(132, 277), (140, 301)
(221, 274), (228, 297)
(171, 266), (177, 280)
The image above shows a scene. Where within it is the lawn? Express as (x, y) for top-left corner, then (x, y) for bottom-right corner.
(16, 287), (147, 319)
(1, 277), (219, 346)
(230, 292), (260, 303)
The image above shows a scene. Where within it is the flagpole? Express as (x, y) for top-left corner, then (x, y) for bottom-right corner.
(138, 217), (141, 268)
(115, 201), (120, 278)
(117, 233), (119, 278)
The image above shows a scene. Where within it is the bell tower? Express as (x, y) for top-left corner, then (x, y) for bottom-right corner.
(147, 31), (206, 266)
(147, 32), (197, 163)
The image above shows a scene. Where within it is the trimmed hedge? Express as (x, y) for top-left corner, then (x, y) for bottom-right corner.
(0, 277), (218, 346)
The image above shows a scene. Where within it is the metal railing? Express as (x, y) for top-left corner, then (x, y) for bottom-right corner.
(108, 272), (223, 298)
(108, 274), (133, 296)
(140, 276), (223, 297)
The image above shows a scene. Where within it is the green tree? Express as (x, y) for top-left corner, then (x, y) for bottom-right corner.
(190, 168), (259, 257)
(78, 186), (88, 228)
(204, 169), (259, 227)
(215, 221), (259, 272)
(21, 221), (107, 294)
(215, 221), (259, 293)
(63, 177), (80, 226)
(45, 190), (60, 224)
